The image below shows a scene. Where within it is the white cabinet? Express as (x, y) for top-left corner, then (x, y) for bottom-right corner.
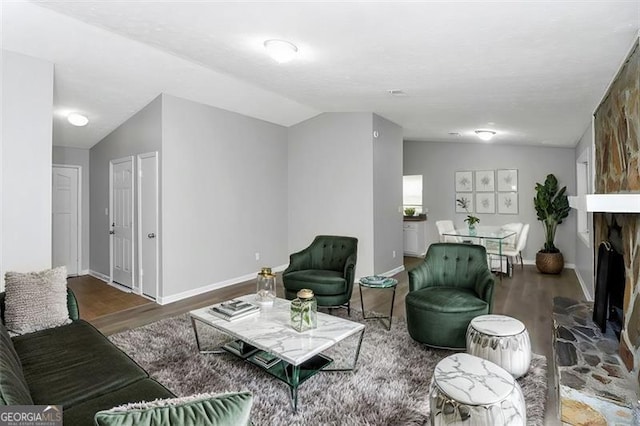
(403, 220), (427, 256)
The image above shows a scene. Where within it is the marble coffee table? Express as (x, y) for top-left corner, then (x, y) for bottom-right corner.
(189, 295), (365, 411)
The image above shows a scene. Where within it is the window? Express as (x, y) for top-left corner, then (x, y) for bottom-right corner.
(576, 148), (591, 247)
(403, 175), (423, 214)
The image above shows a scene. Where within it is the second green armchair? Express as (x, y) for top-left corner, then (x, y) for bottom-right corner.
(283, 235), (358, 314)
(406, 243), (495, 349)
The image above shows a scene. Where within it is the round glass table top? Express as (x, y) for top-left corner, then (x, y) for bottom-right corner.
(359, 276), (398, 288)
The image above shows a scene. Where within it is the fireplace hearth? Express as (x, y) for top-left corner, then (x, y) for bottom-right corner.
(553, 297), (636, 424)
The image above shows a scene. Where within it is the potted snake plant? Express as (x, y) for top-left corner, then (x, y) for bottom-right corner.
(533, 174), (571, 274)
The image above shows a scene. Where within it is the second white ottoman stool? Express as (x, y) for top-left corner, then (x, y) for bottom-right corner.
(430, 353), (526, 425)
(466, 314), (532, 378)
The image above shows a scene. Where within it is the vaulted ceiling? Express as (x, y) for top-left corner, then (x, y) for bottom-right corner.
(2, 1), (639, 148)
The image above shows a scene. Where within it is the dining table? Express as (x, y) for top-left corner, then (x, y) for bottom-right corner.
(441, 226), (517, 279)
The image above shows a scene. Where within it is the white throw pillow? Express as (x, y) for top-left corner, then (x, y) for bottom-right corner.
(4, 266), (71, 336)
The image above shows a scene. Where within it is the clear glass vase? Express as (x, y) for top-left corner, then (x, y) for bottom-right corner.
(469, 224), (477, 236)
(256, 267), (276, 306)
(290, 289), (317, 332)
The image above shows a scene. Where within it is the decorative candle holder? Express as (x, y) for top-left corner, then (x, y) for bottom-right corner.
(290, 289), (317, 332)
(256, 267), (276, 306)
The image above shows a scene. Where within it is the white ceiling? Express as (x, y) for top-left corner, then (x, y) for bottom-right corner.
(2, 1), (639, 149)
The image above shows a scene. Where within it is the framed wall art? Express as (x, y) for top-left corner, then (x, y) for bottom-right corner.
(455, 193), (473, 213)
(474, 170), (495, 192)
(455, 171), (473, 192)
(475, 193), (495, 214)
(498, 192), (518, 214)
(497, 169), (518, 192)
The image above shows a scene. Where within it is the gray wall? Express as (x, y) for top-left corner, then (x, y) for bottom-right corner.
(288, 113), (375, 277)
(53, 146), (90, 273)
(403, 141), (577, 265)
(574, 125), (595, 298)
(373, 114), (404, 274)
(1, 50), (53, 290)
(161, 94), (288, 299)
(89, 95), (162, 277)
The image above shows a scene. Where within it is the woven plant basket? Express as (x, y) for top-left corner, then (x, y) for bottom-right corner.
(536, 251), (564, 274)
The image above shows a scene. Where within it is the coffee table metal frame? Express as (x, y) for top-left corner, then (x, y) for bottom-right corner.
(189, 295), (365, 412)
(358, 278), (398, 331)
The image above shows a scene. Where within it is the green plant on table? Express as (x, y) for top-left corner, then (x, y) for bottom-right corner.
(533, 174), (570, 253)
(456, 197), (480, 227)
(404, 207), (416, 216)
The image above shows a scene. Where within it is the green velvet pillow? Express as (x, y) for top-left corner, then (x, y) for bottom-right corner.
(94, 392), (253, 426)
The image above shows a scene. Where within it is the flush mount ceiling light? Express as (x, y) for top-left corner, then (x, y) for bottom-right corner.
(67, 112), (89, 127)
(475, 130), (496, 141)
(263, 39), (298, 63)
(387, 89), (408, 97)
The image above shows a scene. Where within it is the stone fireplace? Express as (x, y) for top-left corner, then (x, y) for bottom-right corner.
(593, 36), (640, 384)
(556, 36), (639, 425)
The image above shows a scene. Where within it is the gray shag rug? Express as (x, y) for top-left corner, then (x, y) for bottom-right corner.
(109, 310), (547, 425)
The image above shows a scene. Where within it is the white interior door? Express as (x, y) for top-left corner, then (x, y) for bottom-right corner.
(52, 166), (80, 275)
(138, 152), (159, 299)
(110, 157), (134, 288)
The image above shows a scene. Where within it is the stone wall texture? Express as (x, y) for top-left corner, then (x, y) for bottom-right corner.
(594, 38), (640, 383)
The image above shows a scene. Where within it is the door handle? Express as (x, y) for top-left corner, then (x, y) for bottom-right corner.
(147, 233), (156, 239)
(109, 230), (115, 235)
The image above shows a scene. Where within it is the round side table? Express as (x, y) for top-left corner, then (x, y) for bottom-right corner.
(466, 314), (532, 378)
(359, 276), (398, 331)
(430, 353), (526, 426)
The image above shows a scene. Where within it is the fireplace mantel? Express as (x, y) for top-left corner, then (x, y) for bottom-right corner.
(569, 194), (640, 213)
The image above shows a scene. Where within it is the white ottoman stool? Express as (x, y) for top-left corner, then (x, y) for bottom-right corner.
(430, 353), (526, 426)
(466, 314), (531, 378)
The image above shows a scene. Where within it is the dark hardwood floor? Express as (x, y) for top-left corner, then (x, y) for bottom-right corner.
(72, 258), (584, 425)
(67, 275), (152, 321)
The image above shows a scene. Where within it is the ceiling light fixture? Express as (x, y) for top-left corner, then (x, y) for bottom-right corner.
(387, 89), (408, 97)
(67, 112), (89, 127)
(475, 130), (496, 141)
(263, 39), (298, 63)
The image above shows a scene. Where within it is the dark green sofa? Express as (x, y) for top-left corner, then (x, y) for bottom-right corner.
(283, 235), (358, 314)
(0, 289), (253, 425)
(406, 243), (495, 349)
(0, 289), (175, 424)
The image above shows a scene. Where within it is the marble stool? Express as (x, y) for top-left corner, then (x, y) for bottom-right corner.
(430, 353), (526, 426)
(466, 314), (531, 378)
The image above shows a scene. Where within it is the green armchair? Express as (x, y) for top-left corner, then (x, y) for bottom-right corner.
(283, 235), (358, 314)
(405, 243), (494, 349)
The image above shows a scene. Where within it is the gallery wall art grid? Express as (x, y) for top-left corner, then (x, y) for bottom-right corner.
(455, 169), (519, 215)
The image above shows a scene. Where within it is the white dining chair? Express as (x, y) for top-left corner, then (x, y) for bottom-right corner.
(435, 220), (460, 243)
(501, 222), (523, 249)
(502, 224), (529, 271)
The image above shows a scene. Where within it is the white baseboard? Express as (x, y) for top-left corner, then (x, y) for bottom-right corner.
(157, 263), (288, 305)
(79, 269), (90, 276)
(107, 281), (133, 293)
(88, 270), (110, 282)
(272, 264), (287, 273)
(355, 264), (405, 283)
(382, 264), (405, 277)
(521, 259), (575, 269)
(574, 268), (593, 301)
(88, 269), (133, 293)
